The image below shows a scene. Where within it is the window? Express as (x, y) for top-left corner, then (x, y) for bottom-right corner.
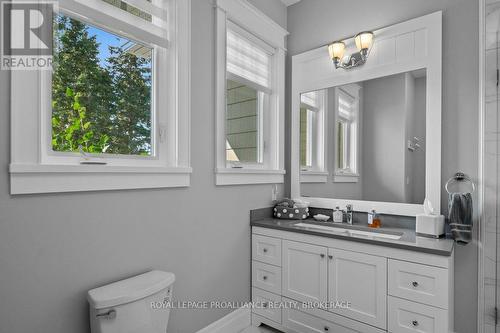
(48, 1), (164, 165)
(300, 106), (313, 168)
(299, 89), (327, 183)
(10, 0), (191, 194)
(52, 14), (153, 157)
(226, 79), (264, 163)
(299, 90), (326, 172)
(215, 0), (287, 185)
(334, 86), (360, 182)
(225, 24), (273, 165)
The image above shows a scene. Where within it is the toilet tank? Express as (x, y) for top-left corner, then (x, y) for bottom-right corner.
(88, 270), (175, 333)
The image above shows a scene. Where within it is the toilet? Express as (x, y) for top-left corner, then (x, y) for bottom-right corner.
(87, 270), (175, 333)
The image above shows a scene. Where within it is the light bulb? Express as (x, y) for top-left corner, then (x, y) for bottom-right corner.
(354, 31), (374, 51)
(328, 41), (345, 61)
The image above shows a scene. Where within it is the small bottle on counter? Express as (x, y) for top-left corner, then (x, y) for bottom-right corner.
(368, 209), (381, 228)
(333, 206), (343, 223)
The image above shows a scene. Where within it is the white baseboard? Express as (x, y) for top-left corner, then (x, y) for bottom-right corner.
(196, 307), (251, 333)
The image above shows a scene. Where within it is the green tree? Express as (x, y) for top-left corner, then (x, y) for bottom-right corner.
(52, 15), (113, 153)
(51, 15), (152, 155)
(107, 46), (151, 155)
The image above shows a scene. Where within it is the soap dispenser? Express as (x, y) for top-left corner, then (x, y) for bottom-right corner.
(333, 206), (343, 223)
(368, 209), (381, 228)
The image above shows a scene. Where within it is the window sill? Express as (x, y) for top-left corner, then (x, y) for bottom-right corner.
(215, 168), (285, 185)
(333, 173), (359, 183)
(10, 164), (192, 194)
(300, 171), (328, 183)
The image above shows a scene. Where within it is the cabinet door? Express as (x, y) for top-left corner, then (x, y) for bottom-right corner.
(282, 240), (328, 304)
(328, 248), (387, 329)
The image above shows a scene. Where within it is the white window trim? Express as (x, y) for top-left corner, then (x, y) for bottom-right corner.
(333, 85), (361, 183)
(300, 90), (328, 183)
(9, 0), (191, 194)
(215, 0), (288, 186)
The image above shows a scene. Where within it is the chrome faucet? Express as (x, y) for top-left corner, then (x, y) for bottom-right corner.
(346, 204), (353, 225)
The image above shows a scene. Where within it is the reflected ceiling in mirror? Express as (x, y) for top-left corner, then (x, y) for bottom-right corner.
(299, 69), (426, 205)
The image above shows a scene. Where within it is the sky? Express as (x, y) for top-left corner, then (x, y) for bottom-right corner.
(87, 26), (127, 67)
(55, 13), (152, 68)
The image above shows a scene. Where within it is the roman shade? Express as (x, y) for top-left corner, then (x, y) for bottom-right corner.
(226, 23), (273, 93)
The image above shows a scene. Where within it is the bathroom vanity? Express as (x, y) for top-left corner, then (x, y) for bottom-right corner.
(257, 9), (454, 333)
(250, 216), (454, 333)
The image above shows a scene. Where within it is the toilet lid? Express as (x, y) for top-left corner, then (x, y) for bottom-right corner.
(88, 271), (175, 309)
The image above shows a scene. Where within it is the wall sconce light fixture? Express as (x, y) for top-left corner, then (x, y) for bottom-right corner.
(328, 31), (374, 70)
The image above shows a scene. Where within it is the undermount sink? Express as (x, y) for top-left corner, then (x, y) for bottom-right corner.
(293, 222), (403, 240)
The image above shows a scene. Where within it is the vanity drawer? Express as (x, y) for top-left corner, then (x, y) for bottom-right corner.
(252, 287), (282, 324)
(388, 296), (448, 333)
(252, 261), (282, 294)
(283, 306), (384, 333)
(388, 259), (448, 308)
(252, 235), (282, 266)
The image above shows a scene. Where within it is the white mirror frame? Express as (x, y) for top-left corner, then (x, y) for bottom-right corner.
(291, 11), (442, 216)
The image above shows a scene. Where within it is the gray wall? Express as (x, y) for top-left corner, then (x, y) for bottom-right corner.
(0, 1), (287, 333)
(288, 0), (479, 332)
(362, 74), (407, 203)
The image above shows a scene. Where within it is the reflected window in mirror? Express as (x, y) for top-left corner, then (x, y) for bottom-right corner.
(299, 70), (426, 204)
(300, 90), (326, 172)
(225, 24), (273, 167)
(334, 85), (361, 181)
(300, 106), (313, 168)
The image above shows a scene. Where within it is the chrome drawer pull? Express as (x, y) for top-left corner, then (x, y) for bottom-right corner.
(320, 253), (325, 258)
(96, 309), (116, 320)
(412, 320), (419, 326)
(263, 248), (268, 253)
(412, 281), (419, 287)
(262, 276), (268, 281)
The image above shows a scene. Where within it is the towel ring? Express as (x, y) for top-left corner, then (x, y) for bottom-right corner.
(445, 172), (475, 194)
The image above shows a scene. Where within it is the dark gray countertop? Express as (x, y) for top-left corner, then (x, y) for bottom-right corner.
(251, 216), (454, 256)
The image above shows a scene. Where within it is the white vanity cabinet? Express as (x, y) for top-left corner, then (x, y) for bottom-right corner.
(251, 227), (454, 333)
(282, 240), (328, 304)
(328, 248), (387, 329)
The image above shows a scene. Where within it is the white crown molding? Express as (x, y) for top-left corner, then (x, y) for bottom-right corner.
(280, 0), (301, 6)
(216, 0), (289, 49)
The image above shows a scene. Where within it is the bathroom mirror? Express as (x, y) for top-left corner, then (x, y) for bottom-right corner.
(290, 12), (442, 216)
(299, 69), (427, 205)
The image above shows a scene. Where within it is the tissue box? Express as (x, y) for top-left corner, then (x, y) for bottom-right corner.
(416, 214), (445, 238)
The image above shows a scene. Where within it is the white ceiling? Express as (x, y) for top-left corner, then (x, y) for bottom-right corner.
(280, 0), (301, 6)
